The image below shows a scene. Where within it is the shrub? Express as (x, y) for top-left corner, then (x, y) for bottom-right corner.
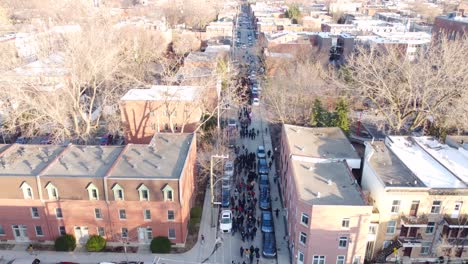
(190, 207), (202, 223)
(150, 236), (172, 253)
(86, 235), (106, 252)
(54, 234), (76, 252)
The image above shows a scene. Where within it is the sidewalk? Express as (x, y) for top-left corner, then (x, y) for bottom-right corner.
(0, 188), (219, 264)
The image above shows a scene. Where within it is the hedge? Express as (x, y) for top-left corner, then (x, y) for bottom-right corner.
(86, 235), (106, 252)
(150, 236), (172, 253)
(54, 234), (76, 252)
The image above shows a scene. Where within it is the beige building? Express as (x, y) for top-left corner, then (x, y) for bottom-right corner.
(362, 136), (468, 263)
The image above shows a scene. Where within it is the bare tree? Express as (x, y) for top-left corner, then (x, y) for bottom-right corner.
(334, 37), (468, 134)
(172, 31), (201, 56)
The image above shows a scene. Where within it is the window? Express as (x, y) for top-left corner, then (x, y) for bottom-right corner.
(301, 213), (309, 226)
(112, 184), (124, 201)
(338, 236), (348, 248)
(20, 182), (33, 199)
(45, 182), (59, 200)
(55, 208), (63, 218)
(31, 207), (39, 218)
(337, 255), (345, 264)
(97, 227), (105, 237)
(86, 183), (99, 200)
(342, 218), (350, 229)
(299, 232), (307, 245)
(121, 228), (128, 238)
(297, 251), (304, 263)
(352, 256), (361, 264)
(386, 220), (396, 234)
(35, 226), (43, 236)
(421, 242), (430, 255)
(391, 200), (401, 213)
(0, 225), (5, 235)
(168, 210), (175, 221)
(431, 201), (442, 214)
(138, 184), (150, 201)
(313, 256), (326, 264)
(162, 185), (174, 202)
(369, 224), (377, 234)
(144, 209), (151, 220)
(59, 226), (66, 236)
(95, 208), (102, 219)
(383, 240), (392, 249)
(426, 222), (435, 234)
(168, 228), (176, 239)
(119, 209), (126, 220)
(146, 227), (153, 240)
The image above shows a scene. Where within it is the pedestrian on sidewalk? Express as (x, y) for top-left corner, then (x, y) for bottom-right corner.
(265, 127), (268, 133)
(201, 234), (205, 245)
(240, 246), (244, 257)
(267, 150), (271, 157)
(275, 208), (280, 218)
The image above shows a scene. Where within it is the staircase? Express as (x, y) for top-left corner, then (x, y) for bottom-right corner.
(375, 240), (402, 263)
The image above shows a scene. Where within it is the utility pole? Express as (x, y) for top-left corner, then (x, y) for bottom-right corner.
(210, 154), (229, 227)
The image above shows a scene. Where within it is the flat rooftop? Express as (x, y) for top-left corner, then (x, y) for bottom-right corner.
(121, 85), (200, 101)
(108, 133), (193, 179)
(386, 136), (466, 189)
(366, 141), (424, 188)
(291, 159), (366, 205)
(283, 125), (360, 160)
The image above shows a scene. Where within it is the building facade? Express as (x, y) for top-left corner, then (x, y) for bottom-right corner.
(0, 133), (197, 246)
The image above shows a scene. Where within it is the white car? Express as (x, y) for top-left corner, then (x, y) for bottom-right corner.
(224, 161), (234, 177)
(252, 98), (260, 106)
(220, 210), (233, 233)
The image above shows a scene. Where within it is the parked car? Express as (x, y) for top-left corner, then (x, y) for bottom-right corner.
(221, 187), (230, 207)
(262, 232), (277, 257)
(259, 186), (271, 210)
(259, 174), (269, 188)
(99, 134), (111, 145)
(228, 118), (237, 128)
(15, 137), (30, 144)
(257, 145), (266, 158)
(261, 211), (274, 233)
(224, 161), (234, 178)
(219, 210), (233, 233)
(258, 158), (269, 175)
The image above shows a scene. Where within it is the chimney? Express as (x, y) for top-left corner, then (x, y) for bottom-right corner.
(327, 179), (332, 185)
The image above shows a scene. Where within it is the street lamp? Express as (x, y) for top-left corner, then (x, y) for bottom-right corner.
(210, 154), (229, 227)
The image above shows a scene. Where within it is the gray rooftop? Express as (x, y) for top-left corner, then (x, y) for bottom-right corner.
(283, 124), (360, 159)
(291, 159), (366, 205)
(0, 144), (66, 176)
(185, 52), (218, 63)
(108, 133), (194, 179)
(366, 141), (425, 188)
(43, 145), (124, 177)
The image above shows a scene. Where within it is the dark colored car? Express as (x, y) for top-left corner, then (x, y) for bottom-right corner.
(258, 158), (269, 175)
(259, 174), (269, 188)
(15, 137), (30, 144)
(261, 211), (273, 233)
(262, 232), (277, 258)
(221, 187), (230, 207)
(259, 186), (271, 210)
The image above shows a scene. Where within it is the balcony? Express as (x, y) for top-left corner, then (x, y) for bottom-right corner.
(443, 214), (468, 228)
(398, 235), (424, 248)
(401, 214), (429, 227)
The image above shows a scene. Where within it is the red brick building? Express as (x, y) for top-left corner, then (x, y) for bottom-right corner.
(433, 12), (468, 42)
(0, 133), (196, 246)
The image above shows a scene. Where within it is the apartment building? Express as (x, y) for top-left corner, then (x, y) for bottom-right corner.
(279, 125), (373, 264)
(362, 136), (468, 263)
(433, 12), (468, 41)
(0, 133), (196, 246)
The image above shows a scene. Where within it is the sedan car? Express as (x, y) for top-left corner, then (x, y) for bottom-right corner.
(258, 158), (269, 175)
(262, 232), (277, 257)
(224, 161), (234, 178)
(257, 145), (266, 158)
(261, 211), (274, 233)
(221, 187), (230, 207)
(220, 210), (233, 233)
(259, 186), (271, 210)
(259, 174), (269, 188)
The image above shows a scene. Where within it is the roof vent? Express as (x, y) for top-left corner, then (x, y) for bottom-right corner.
(327, 179), (332, 185)
(317, 192), (321, 198)
(414, 180), (418, 185)
(389, 179), (393, 185)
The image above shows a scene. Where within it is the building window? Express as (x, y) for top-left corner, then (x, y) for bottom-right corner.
(112, 184), (124, 201)
(95, 208), (102, 219)
(31, 207), (39, 218)
(59, 226), (66, 236)
(352, 256), (361, 264)
(20, 182), (33, 199)
(168, 210), (175, 221)
(426, 222), (435, 234)
(45, 182), (59, 200)
(56, 208), (63, 218)
(386, 220), (396, 234)
(383, 240), (392, 249)
(162, 185), (174, 202)
(342, 218), (350, 229)
(0, 225), (5, 235)
(98, 227), (105, 237)
(298, 251), (304, 263)
(421, 242), (430, 255)
(146, 227), (153, 240)
(337, 255), (345, 264)
(301, 213), (309, 226)
(86, 183), (99, 200)
(313, 256), (326, 264)
(299, 232), (307, 245)
(138, 184), (150, 201)
(338, 236), (348, 248)
(35, 226), (43, 236)
(121, 228), (128, 239)
(144, 209), (151, 220)
(369, 224), (377, 234)
(168, 228), (176, 239)
(391, 200), (401, 213)
(431, 201), (441, 214)
(119, 209), (126, 220)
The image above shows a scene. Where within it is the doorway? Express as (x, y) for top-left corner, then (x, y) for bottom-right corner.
(74, 226), (89, 244)
(138, 227), (153, 244)
(12, 225), (29, 242)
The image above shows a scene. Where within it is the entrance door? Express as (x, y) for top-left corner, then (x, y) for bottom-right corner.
(452, 202), (462, 218)
(410, 201), (419, 216)
(74, 226), (89, 244)
(403, 247), (412, 257)
(12, 225), (29, 242)
(297, 251), (304, 264)
(408, 227), (418, 238)
(137, 227), (153, 244)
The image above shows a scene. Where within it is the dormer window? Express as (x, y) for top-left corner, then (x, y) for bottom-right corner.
(45, 182), (59, 200)
(162, 184), (174, 202)
(20, 182), (33, 199)
(137, 184), (150, 201)
(112, 183), (125, 201)
(86, 183), (99, 200)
